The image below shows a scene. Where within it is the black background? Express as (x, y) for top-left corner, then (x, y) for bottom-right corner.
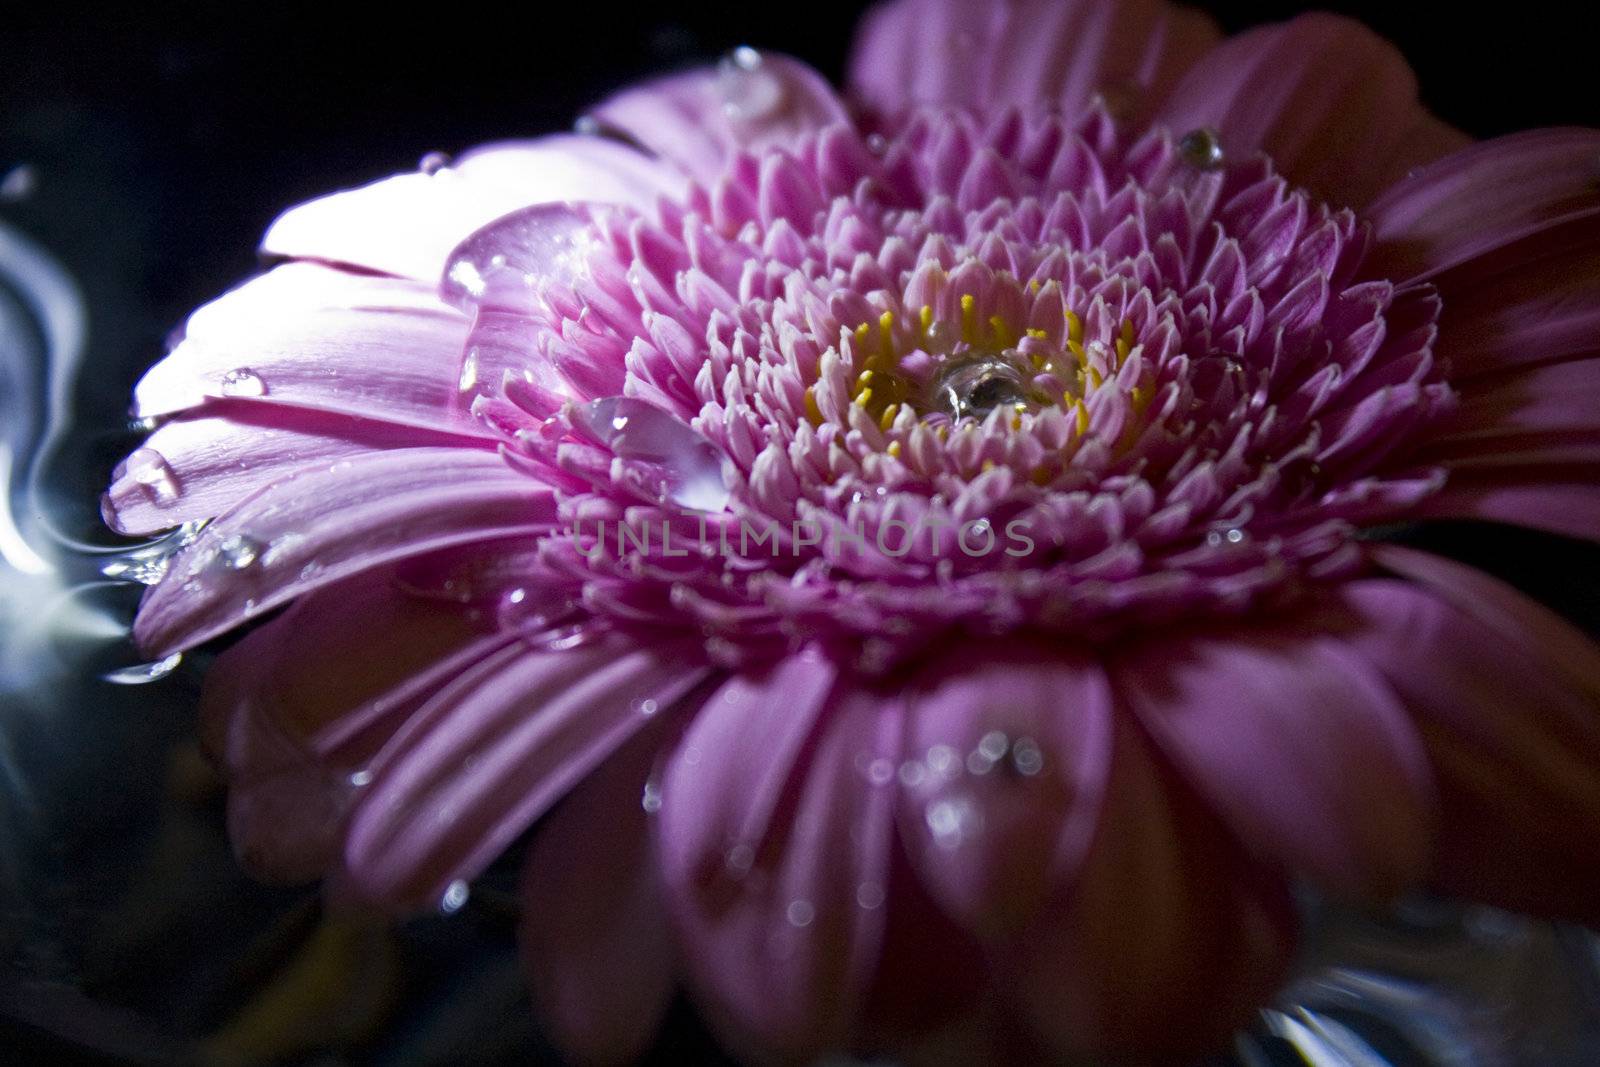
(2, 2), (1598, 1063)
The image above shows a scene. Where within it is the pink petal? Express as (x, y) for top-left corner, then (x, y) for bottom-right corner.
(583, 53), (850, 184)
(134, 447), (554, 655)
(655, 651), (897, 1058)
(201, 569), (510, 882)
(895, 639), (1112, 939)
(519, 723), (678, 1066)
(343, 636), (708, 912)
(1415, 474), (1600, 544)
(1158, 13), (1468, 207)
(106, 400), (490, 535)
(261, 135), (681, 281)
(1115, 613), (1436, 900)
(1015, 715), (1296, 1062)
(1340, 549), (1600, 923)
(1366, 128), (1600, 282)
(848, 0), (1219, 121)
(134, 263), (484, 432)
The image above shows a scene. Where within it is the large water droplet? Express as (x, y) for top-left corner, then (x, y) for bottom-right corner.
(573, 396), (731, 513)
(441, 203), (594, 312)
(103, 651), (183, 686)
(218, 367), (266, 397)
(929, 351), (1035, 421)
(717, 46), (784, 122)
(216, 533), (264, 571)
(1178, 127), (1224, 169)
(418, 151), (451, 175)
(126, 447), (179, 504)
(439, 879), (470, 914)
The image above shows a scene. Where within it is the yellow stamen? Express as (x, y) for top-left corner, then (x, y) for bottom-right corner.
(878, 402), (899, 431)
(879, 310), (896, 358)
(919, 304), (933, 338)
(1026, 328), (1048, 341)
(982, 459), (996, 472)
(804, 386), (822, 426)
(856, 368), (876, 390)
(988, 315), (1012, 347)
(887, 440), (902, 459)
(1068, 339), (1087, 366)
(1088, 365), (1103, 389)
(1066, 310), (1084, 346)
(960, 294), (977, 344)
(855, 386), (874, 409)
(1075, 400), (1090, 435)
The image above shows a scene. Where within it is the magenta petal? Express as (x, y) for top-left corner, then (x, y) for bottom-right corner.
(1158, 13), (1466, 207)
(134, 448), (554, 655)
(106, 401), (490, 535)
(1415, 474), (1600, 544)
(202, 570), (509, 882)
(655, 651), (897, 1058)
(1015, 715), (1295, 1062)
(261, 135), (678, 280)
(896, 639), (1112, 938)
(1367, 128), (1600, 282)
(582, 53), (849, 183)
(134, 263), (484, 433)
(1339, 553), (1600, 923)
(849, 0), (1219, 121)
(1117, 615), (1435, 900)
(343, 637), (709, 912)
(519, 724), (678, 1066)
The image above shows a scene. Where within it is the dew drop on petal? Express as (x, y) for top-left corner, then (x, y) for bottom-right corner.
(216, 533), (263, 571)
(103, 651), (183, 686)
(1010, 736), (1044, 777)
(718, 46), (783, 122)
(218, 368), (267, 397)
(786, 898), (815, 927)
(856, 881), (885, 910)
(419, 151), (451, 175)
(929, 352), (1034, 421)
(725, 842), (755, 876)
(1178, 127), (1224, 169)
(574, 396), (731, 513)
(126, 447), (179, 504)
(441, 202), (594, 311)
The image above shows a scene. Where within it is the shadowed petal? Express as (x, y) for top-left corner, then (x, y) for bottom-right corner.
(1158, 13), (1467, 207)
(655, 651), (899, 1058)
(344, 636), (709, 912)
(896, 639), (1112, 939)
(1116, 613), (1436, 899)
(519, 721), (680, 1066)
(134, 448), (554, 655)
(848, 0), (1219, 121)
(1342, 548), (1600, 924)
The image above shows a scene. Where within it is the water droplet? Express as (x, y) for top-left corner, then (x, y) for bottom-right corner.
(641, 774), (664, 813)
(866, 133), (888, 156)
(926, 745), (959, 778)
(349, 769), (374, 787)
(1178, 127), (1224, 169)
(104, 651), (183, 686)
(634, 696), (660, 717)
(1225, 528), (1246, 544)
(573, 396), (731, 513)
(786, 898), (815, 927)
(219, 368), (267, 397)
(725, 843), (755, 876)
(1010, 736), (1044, 776)
(440, 879), (470, 914)
(442, 203), (593, 311)
(216, 533), (263, 571)
(897, 760), (927, 788)
(929, 351), (1035, 421)
(419, 151), (451, 175)
(978, 731), (1009, 761)
(865, 758), (894, 787)
(127, 447), (180, 504)
(856, 882), (885, 910)
(925, 797), (981, 849)
(718, 46), (783, 122)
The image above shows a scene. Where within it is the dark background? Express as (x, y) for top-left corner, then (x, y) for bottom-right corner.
(2, 2), (1598, 1064)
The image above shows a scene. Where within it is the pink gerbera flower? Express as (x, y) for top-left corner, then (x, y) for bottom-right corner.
(105, 0), (1600, 1062)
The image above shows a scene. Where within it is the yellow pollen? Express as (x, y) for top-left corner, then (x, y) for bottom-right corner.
(988, 315), (1012, 347)
(982, 459), (996, 472)
(879, 402), (900, 431)
(879, 310), (896, 357)
(1030, 352), (1046, 371)
(1075, 400), (1090, 435)
(1066, 310), (1084, 346)
(887, 440), (902, 458)
(856, 368), (876, 390)
(1088, 365), (1103, 389)
(1068, 339), (1087, 366)
(804, 386), (822, 426)
(919, 304), (933, 337)
(1026, 328), (1048, 341)
(936, 424), (949, 441)
(855, 386), (874, 408)
(1029, 279), (1042, 293)
(960, 294), (977, 344)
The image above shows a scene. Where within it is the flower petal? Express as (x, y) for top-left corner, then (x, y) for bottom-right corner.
(655, 650), (898, 1057)
(1342, 548), (1600, 924)
(896, 639), (1112, 939)
(848, 0), (1219, 121)
(1014, 714), (1296, 1061)
(201, 570), (510, 882)
(134, 263), (483, 432)
(1415, 473), (1600, 544)
(343, 635), (709, 912)
(106, 400), (490, 535)
(1366, 128), (1600, 282)
(1116, 610), (1436, 900)
(134, 447), (554, 655)
(1158, 13), (1467, 207)
(519, 722), (678, 1066)
(261, 135), (680, 281)
(582, 54), (850, 184)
